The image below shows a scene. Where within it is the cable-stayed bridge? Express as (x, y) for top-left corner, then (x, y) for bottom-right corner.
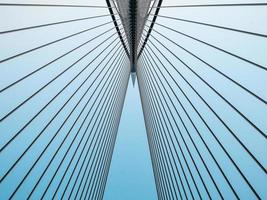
(0, 0), (266, 199)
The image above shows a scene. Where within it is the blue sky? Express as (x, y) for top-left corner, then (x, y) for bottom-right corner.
(104, 81), (157, 200)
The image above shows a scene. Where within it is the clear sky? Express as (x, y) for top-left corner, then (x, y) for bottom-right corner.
(104, 81), (157, 200)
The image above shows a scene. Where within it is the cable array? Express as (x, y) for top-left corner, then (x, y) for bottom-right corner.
(0, 3), (130, 199)
(0, 1), (266, 200)
(138, 1), (267, 199)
